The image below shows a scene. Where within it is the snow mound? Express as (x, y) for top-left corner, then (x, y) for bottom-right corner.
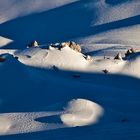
(0, 117), (12, 135)
(61, 99), (104, 127)
(15, 46), (88, 71)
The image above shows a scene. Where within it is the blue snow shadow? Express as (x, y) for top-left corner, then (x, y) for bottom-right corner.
(35, 115), (63, 124)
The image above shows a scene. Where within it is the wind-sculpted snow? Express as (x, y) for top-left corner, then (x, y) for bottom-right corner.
(0, 0), (140, 139)
(1, 45), (140, 78)
(0, 99), (103, 135)
(61, 99), (103, 127)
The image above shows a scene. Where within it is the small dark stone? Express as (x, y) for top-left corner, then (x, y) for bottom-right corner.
(102, 69), (108, 74)
(73, 74), (81, 78)
(52, 65), (59, 71)
(25, 55), (31, 58)
(121, 118), (128, 123)
(14, 56), (19, 60)
(114, 53), (122, 60)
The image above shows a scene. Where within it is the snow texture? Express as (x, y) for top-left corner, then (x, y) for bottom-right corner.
(0, 0), (140, 139)
(61, 99), (103, 127)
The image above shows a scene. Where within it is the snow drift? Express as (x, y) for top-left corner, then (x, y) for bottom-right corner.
(0, 0), (140, 139)
(61, 99), (103, 127)
(1, 44), (140, 78)
(0, 99), (103, 135)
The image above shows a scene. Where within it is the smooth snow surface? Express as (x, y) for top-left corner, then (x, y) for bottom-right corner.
(0, 117), (12, 135)
(61, 99), (103, 127)
(0, 0), (78, 24)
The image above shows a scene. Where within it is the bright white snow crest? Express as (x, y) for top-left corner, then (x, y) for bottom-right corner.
(1, 44), (140, 78)
(0, 36), (13, 48)
(0, 99), (103, 135)
(15, 46), (88, 71)
(61, 99), (103, 127)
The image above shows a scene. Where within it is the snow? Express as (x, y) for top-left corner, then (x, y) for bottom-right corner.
(0, 36), (13, 48)
(121, 52), (140, 78)
(1, 45), (138, 78)
(0, 112), (62, 135)
(0, 0), (140, 139)
(14, 46), (88, 71)
(60, 99), (103, 127)
(0, 99), (103, 135)
(0, 117), (12, 135)
(91, 0), (140, 25)
(0, 0), (78, 24)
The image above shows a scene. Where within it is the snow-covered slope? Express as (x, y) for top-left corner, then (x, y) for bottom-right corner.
(1, 45), (138, 78)
(91, 0), (140, 25)
(0, 0), (140, 140)
(14, 46), (88, 71)
(0, 0), (78, 24)
(1, 0), (140, 49)
(0, 45), (140, 139)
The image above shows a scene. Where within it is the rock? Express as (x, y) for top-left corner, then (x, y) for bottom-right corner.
(52, 65), (59, 71)
(102, 69), (108, 74)
(14, 56), (19, 60)
(114, 53), (122, 60)
(125, 48), (135, 57)
(27, 40), (39, 48)
(60, 41), (81, 53)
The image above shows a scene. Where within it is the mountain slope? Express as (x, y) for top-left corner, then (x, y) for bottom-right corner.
(0, 0), (140, 139)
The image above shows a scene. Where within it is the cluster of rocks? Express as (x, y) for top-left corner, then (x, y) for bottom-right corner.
(114, 48), (136, 60)
(114, 53), (122, 60)
(59, 41), (81, 53)
(27, 40), (94, 62)
(103, 48), (136, 74)
(27, 40), (81, 53)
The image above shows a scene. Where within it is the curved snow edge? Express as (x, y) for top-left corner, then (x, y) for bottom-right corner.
(60, 99), (104, 127)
